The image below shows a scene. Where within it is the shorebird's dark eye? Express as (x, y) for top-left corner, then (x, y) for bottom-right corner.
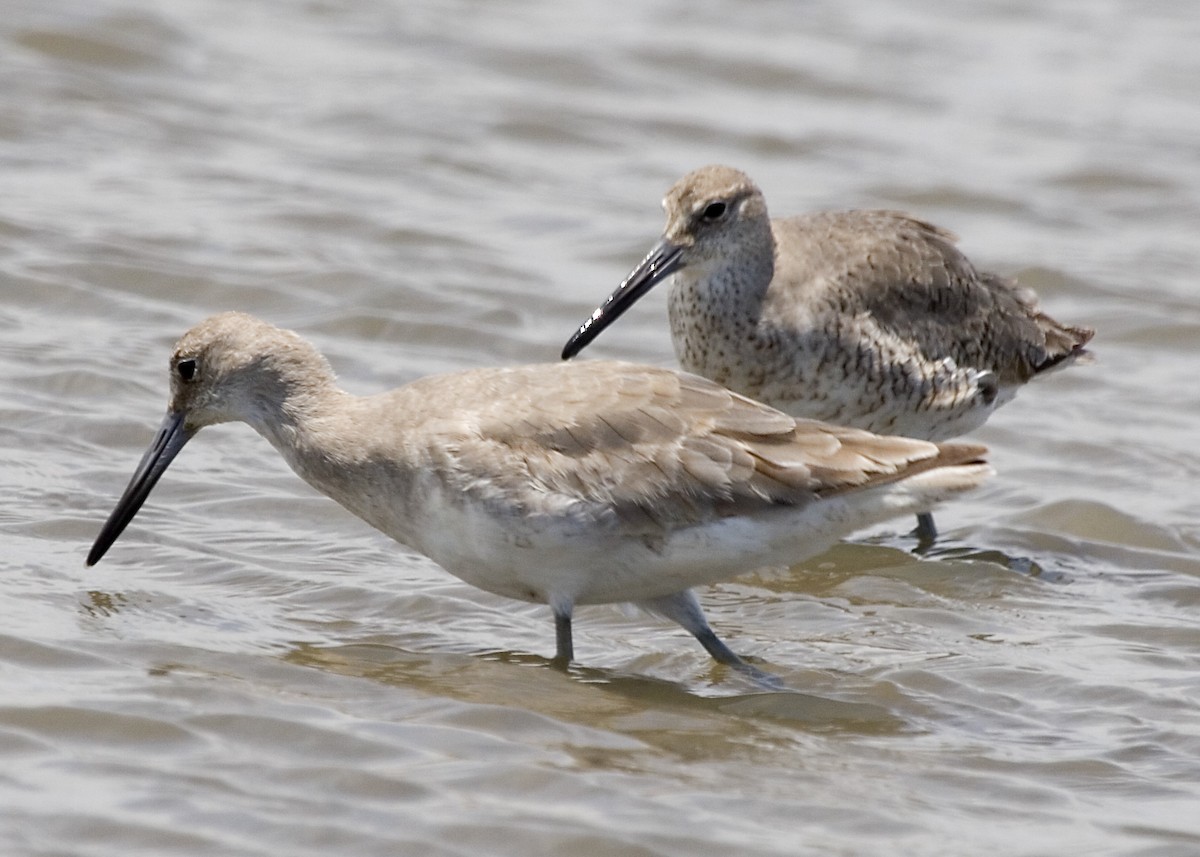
(176, 358), (197, 382)
(701, 201), (727, 222)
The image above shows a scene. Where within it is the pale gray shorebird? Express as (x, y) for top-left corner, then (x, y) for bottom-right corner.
(88, 312), (991, 680)
(562, 165), (1093, 543)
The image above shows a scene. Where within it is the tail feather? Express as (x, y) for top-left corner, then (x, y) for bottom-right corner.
(1034, 314), (1095, 374)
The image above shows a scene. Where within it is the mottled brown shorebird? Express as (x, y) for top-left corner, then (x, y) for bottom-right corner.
(88, 312), (990, 682)
(562, 165), (1093, 543)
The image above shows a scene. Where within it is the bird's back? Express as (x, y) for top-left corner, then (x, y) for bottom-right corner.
(673, 209), (1092, 439)
(356, 360), (989, 604)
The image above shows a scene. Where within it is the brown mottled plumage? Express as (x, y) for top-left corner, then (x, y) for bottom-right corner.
(89, 312), (990, 679)
(562, 165), (1093, 540)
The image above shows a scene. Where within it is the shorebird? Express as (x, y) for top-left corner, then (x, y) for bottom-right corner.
(88, 312), (990, 678)
(562, 165), (1093, 543)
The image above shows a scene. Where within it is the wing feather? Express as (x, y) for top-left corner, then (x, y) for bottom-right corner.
(410, 361), (983, 531)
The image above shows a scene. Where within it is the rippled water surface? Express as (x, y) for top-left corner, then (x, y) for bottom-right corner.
(3, 1), (1199, 854)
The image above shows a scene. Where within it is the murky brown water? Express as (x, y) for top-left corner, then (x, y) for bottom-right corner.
(3, 1), (1199, 854)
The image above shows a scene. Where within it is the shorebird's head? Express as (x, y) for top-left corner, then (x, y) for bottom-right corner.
(561, 165), (771, 360)
(86, 312), (332, 566)
(660, 165), (770, 264)
(164, 312), (332, 430)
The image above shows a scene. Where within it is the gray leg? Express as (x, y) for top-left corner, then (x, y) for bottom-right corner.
(551, 604), (574, 669)
(913, 511), (937, 546)
(639, 591), (782, 688)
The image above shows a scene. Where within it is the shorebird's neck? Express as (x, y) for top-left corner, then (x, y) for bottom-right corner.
(233, 359), (384, 496)
(667, 228), (776, 377)
(245, 373), (439, 553)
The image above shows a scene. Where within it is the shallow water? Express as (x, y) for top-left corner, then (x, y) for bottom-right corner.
(3, 0), (1199, 854)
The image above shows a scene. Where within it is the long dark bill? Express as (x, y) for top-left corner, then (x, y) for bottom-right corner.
(87, 410), (193, 566)
(560, 238), (684, 360)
